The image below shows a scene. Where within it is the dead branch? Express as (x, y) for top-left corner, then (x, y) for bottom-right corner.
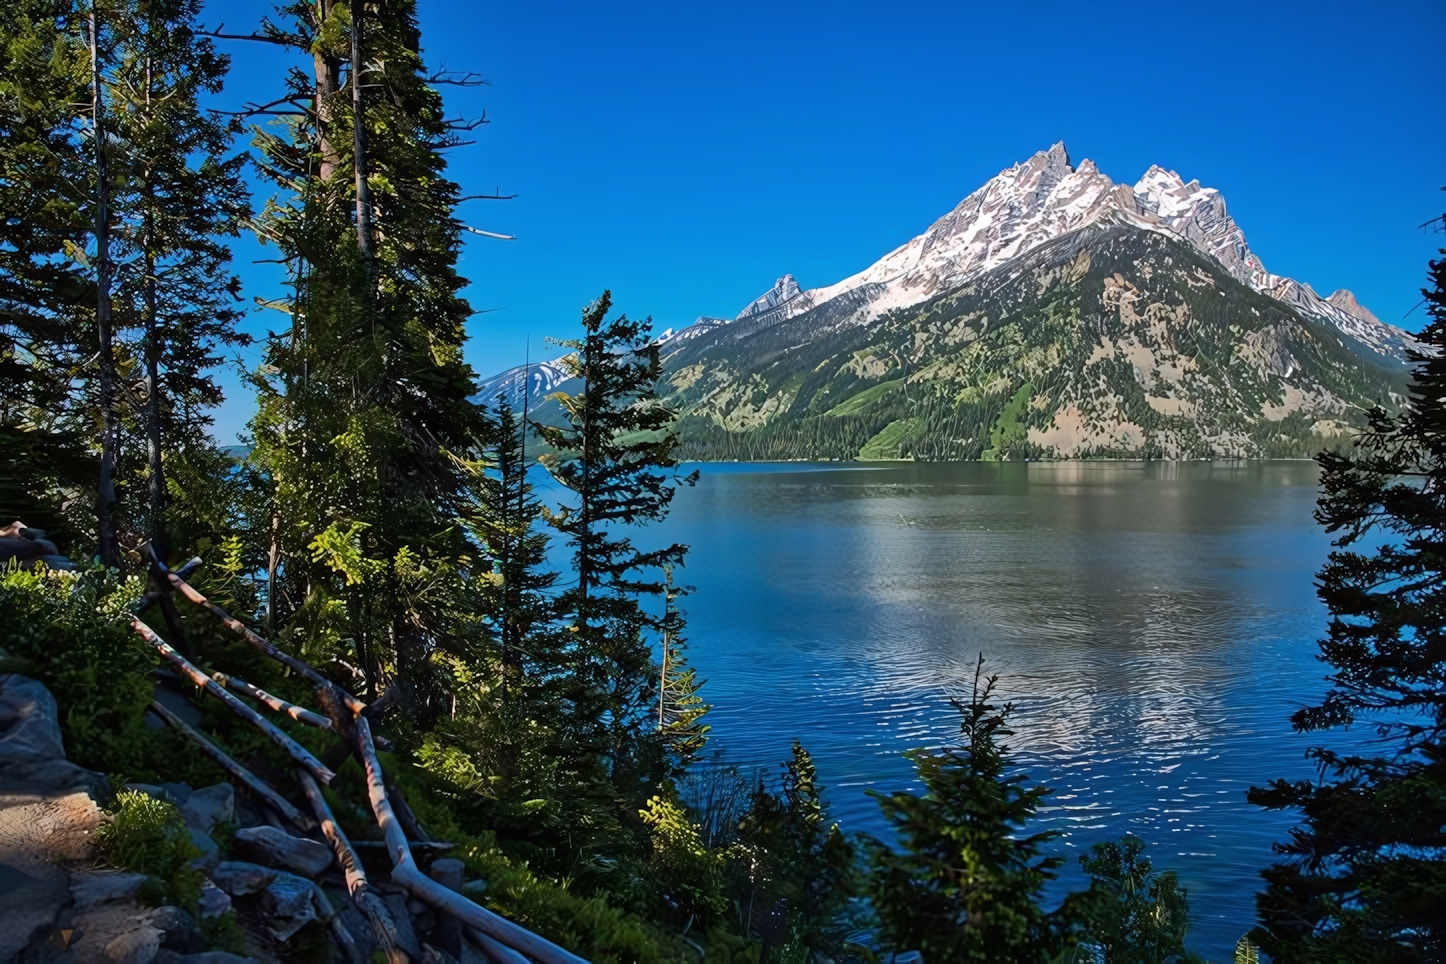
(130, 618), (336, 785)
(165, 571), (369, 716)
(462, 226), (516, 240)
(148, 699), (312, 831)
(351, 714), (588, 963)
(425, 70), (489, 87)
(297, 770), (410, 964)
(458, 190), (517, 201)
(213, 671), (334, 730)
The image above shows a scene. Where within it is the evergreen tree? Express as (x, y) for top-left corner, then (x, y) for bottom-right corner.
(534, 289), (697, 786)
(732, 741), (857, 956)
(1247, 229), (1446, 961)
(867, 656), (1079, 962)
(246, 0), (491, 714)
(657, 562), (710, 771)
(0, 0), (94, 535)
(474, 398), (556, 688)
(1077, 835), (1190, 964)
(102, 0), (249, 559)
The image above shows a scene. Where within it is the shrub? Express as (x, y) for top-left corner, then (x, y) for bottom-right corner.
(97, 789), (203, 909)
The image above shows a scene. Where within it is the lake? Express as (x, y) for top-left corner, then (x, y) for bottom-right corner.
(655, 460), (1349, 960)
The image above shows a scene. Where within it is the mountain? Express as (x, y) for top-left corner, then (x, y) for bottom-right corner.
(482, 144), (1414, 460)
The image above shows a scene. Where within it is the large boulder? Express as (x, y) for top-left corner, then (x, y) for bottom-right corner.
(181, 785), (233, 835)
(0, 674), (105, 795)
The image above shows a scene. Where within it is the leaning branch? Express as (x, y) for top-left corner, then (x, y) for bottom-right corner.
(351, 715), (588, 964)
(148, 700), (312, 830)
(297, 770), (410, 964)
(213, 672), (334, 730)
(462, 226), (516, 240)
(130, 618), (335, 785)
(165, 572), (368, 716)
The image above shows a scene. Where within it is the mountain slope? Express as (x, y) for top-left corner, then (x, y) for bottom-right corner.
(663, 224), (1404, 460)
(481, 145), (1413, 460)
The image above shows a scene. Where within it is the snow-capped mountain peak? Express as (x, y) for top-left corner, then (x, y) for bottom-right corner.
(717, 143), (1413, 359)
(737, 274), (804, 319)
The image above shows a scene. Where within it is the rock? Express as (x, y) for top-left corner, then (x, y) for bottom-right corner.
(198, 879), (231, 920)
(151, 905), (203, 953)
(101, 920), (165, 963)
(159, 783), (193, 805)
(0, 790), (104, 961)
(261, 872), (319, 942)
(232, 826), (332, 876)
(188, 828), (220, 874)
(181, 785), (233, 834)
(0, 674), (106, 795)
(210, 861), (276, 897)
(71, 871), (150, 913)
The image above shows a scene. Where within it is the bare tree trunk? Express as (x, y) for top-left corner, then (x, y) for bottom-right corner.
(90, 7), (120, 568)
(350, 2), (371, 260)
(313, 0), (341, 180)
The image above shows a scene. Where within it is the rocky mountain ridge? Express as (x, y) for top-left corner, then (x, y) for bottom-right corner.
(479, 145), (1415, 461)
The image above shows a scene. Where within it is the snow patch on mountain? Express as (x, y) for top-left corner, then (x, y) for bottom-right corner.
(472, 356), (574, 410)
(716, 144), (1413, 359)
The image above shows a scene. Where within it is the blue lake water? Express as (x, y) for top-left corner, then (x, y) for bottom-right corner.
(651, 460), (1351, 960)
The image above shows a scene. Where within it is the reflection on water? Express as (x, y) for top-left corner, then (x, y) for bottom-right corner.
(657, 461), (1338, 959)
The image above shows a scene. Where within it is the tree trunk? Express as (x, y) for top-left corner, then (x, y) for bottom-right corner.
(90, 8), (120, 568)
(350, 1), (372, 260)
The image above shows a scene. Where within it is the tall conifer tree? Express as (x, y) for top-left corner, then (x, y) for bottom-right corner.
(247, 0), (490, 712)
(535, 290), (696, 787)
(1248, 227), (1446, 962)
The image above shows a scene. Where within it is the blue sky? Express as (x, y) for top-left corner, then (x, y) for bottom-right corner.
(204, 0), (1444, 443)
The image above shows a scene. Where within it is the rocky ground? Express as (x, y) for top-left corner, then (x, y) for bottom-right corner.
(0, 674), (489, 964)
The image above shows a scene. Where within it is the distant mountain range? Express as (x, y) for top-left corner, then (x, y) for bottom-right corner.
(478, 143), (1414, 460)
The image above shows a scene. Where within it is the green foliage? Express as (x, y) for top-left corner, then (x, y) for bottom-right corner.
(1248, 239), (1446, 962)
(1232, 936), (1259, 964)
(97, 789), (203, 909)
(246, 0), (490, 713)
(657, 564), (711, 769)
(867, 656), (1078, 962)
(0, 567), (161, 774)
(727, 742), (859, 957)
(640, 792), (726, 924)
(1077, 835), (1190, 964)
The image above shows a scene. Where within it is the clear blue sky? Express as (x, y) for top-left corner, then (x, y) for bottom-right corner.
(203, 0), (1445, 444)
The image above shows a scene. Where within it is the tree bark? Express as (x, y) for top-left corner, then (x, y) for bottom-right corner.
(349, 1), (372, 260)
(297, 770), (410, 964)
(90, 7), (120, 568)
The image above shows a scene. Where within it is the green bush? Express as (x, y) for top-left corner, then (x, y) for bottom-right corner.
(0, 567), (161, 775)
(97, 789), (203, 909)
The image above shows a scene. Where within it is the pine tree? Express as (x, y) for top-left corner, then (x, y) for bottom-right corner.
(246, 0), (491, 713)
(1077, 835), (1190, 964)
(534, 289), (697, 785)
(103, 0), (249, 559)
(657, 562), (710, 770)
(1247, 228), (1446, 961)
(732, 741), (857, 956)
(0, 0), (94, 536)
(867, 656), (1079, 962)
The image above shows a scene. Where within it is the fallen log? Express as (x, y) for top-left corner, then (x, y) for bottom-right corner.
(147, 700), (311, 831)
(213, 672), (333, 730)
(352, 714), (588, 964)
(297, 770), (411, 964)
(131, 618), (335, 785)
(165, 571), (368, 716)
